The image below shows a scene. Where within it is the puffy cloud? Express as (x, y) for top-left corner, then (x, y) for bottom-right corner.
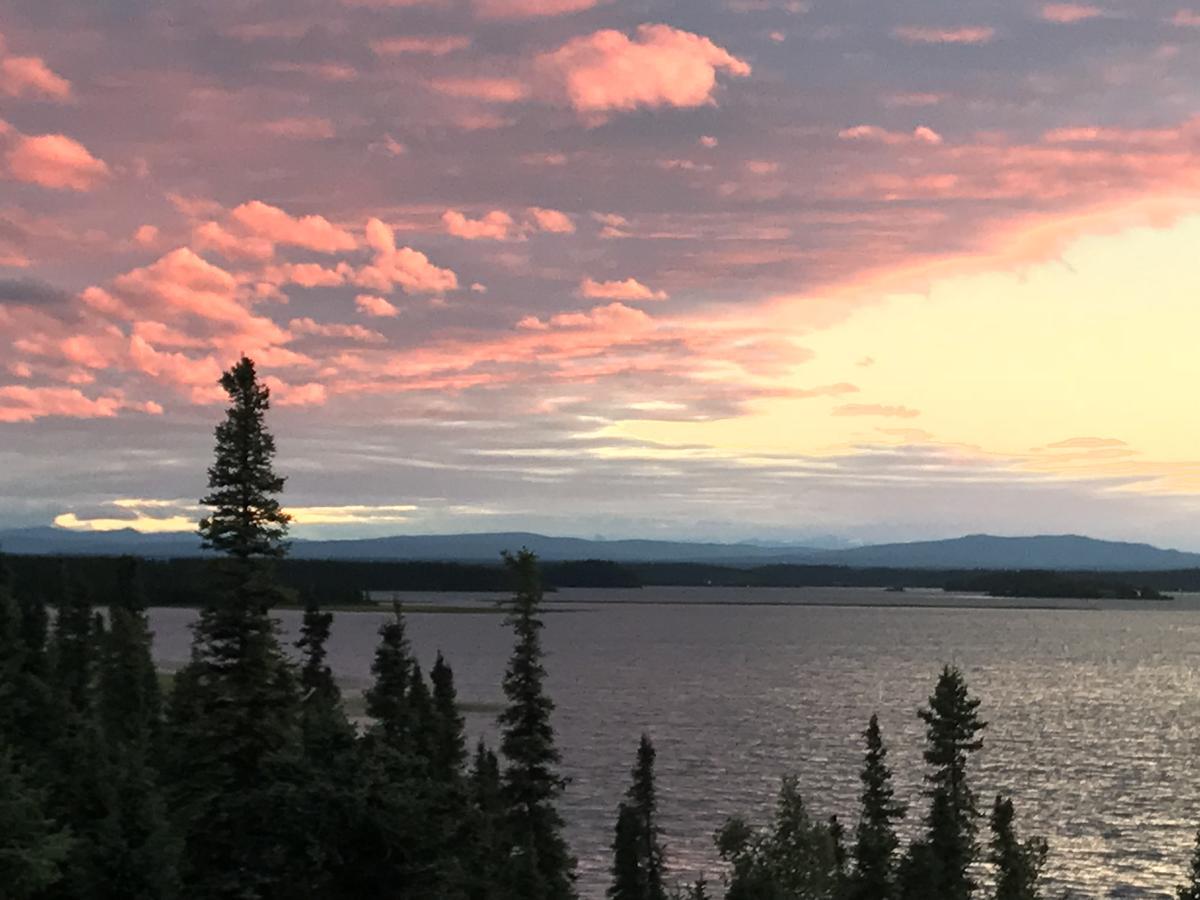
(370, 35), (471, 55)
(229, 201), (357, 253)
(522, 301), (653, 332)
(0, 386), (151, 422)
(443, 209), (522, 240)
(0, 55), (71, 101)
(111, 248), (289, 350)
(891, 26), (996, 44)
(356, 293), (400, 317)
(263, 377), (328, 406)
(579, 276), (667, 301)
(6, 133), (109, 190)
(536, 24), (751, 115)
(359, 217), (458, 294)
(261, 262), (348, 288)
(1040, 4), (1106, 23)
(474, 0), (609, 17)
(192, 220), (275, 262)
(132, 225), (159, 246)
(528, 207), (575, 233)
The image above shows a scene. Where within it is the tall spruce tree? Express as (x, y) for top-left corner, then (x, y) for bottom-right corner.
(1178, 829), (1200, 900)
(989, 796), (1046, 900)
(608, 734), (667, 900)
(197, 356), (290, 561)
(498, 549), (576, 900)
(902, 666), (987, 900)
(291, 603), (361, 900)
(166, 355), (301, 899)
(352, 603), (443, 897)
(850, 714), (906, 900)
(430, 651), (467, 784)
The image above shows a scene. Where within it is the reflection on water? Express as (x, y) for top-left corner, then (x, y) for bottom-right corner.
(149, 587), (1200, 899)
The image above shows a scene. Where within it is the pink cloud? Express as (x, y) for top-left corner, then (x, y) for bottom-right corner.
(0, 55), (71, 101)
(193, 220), (275, 262)
(892, 26), (996, 44)
(528, 207), (576, 233)
(475, 0), (609, 17)
(6, 133), (109, 190)
(111, 248), (290, 352)
(359, 217), (459, 294)
(288, 317), (384, 343)
(356, 293), (400, 317)
(229, 201), (357, 253)
(133, 225), (159, 247)
(431, 77), (530, 102)
(370, 35), (472, 55)
(521, 301), (653, 333)
(443, 209), (522, 240)
(261, 262), (348, 288)
(0, 386), (139, 422)
(1040, 4), (1106, 23)
(1170, 10), (1200, 26)
(262, 376), (327, 407)
(579, 276), (667, 301)
(536, 24), (751, 115)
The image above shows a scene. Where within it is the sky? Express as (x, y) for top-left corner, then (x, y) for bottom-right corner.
(4, 0), (1200, 547)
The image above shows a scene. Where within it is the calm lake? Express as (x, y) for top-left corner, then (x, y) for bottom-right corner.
(148, 587), (1200, 898)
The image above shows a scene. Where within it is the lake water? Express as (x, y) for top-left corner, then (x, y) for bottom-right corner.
(148, 587), (1200, 898)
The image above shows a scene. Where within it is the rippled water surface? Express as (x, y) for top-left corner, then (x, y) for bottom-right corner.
(149, 588), (1200, 898)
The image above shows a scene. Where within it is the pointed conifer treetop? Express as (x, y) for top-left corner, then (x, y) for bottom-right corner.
(198, 356), (290, 559)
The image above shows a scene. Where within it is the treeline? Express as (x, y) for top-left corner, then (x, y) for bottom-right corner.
(7, 555), (1196, 606)
(1, 556), (641, 608)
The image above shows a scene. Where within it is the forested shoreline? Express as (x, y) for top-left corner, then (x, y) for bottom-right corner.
(4, 356), (1200, 899)
(2, 554), (1189, 608)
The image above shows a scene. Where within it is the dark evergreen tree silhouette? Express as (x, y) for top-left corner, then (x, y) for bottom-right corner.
(353, 602), (447, 897)
(849, 714), (906, 900)
(165, 355), (301, 899)
(498, 548), (576, 899)
(608, 734), (667, 900)
(901, 666), (987, 900)
(989, 795), (1046, 900)
(430, 650), (468, 784)
(197, 356), (290, 560)
(1178, 829), (1200, 900)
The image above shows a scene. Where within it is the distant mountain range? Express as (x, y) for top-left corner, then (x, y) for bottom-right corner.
(2, 526), (1200, 571)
